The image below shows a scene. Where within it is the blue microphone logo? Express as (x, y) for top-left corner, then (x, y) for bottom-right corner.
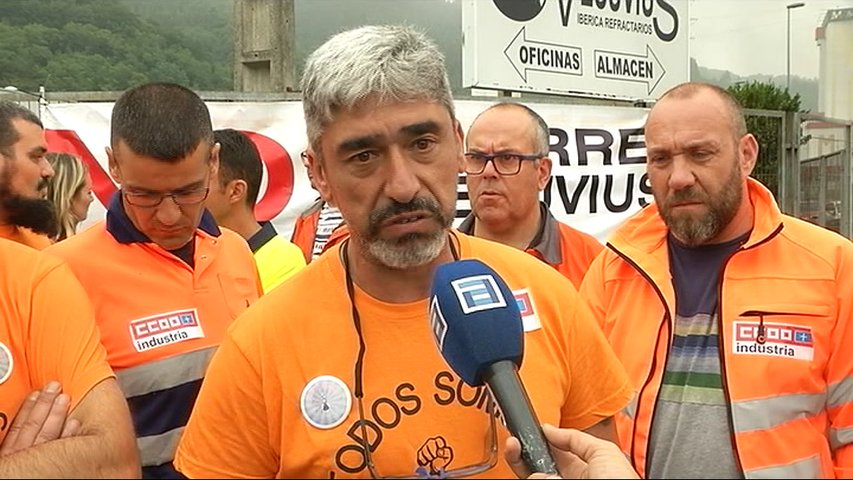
(451, 275), (507, 314)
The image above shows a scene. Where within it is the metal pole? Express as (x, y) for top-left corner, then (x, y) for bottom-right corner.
(786, 2), (805, 91)
(787, 7), (791, 91)
(37, 85), (45, 119)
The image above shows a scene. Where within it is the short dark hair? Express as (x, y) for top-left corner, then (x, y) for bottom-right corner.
(110, 83), (213, 162)
(214, 129), (262, 207)
(0, 101), (42, 157)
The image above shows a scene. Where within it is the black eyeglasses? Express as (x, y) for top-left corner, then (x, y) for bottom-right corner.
(341, 238), (498, 479)
(123, 186), (210, 208)
(463, 152), (544, 176)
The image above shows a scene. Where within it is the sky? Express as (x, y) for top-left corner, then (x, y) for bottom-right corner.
(689, 0), (853, 79)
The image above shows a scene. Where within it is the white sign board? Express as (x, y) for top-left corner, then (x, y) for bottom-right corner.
(463, 0), (689, 100)
(42, 100), (651, 243)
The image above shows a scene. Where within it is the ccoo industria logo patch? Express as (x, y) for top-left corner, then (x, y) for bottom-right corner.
(732, 321), (814, 361)
(129, 308), (204, 352)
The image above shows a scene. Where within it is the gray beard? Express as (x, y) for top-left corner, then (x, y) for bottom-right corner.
(361, 230), (448, 270)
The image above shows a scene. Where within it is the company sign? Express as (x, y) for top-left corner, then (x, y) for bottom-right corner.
(463, 0), (689, 99)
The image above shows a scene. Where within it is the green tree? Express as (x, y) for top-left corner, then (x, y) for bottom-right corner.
(0, 0), (230, 92)
(728, 80), (801, 111)
(727, 81), (802, 197)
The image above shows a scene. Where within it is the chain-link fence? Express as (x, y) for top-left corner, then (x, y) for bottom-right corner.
(800, 151), (845, 234)
(700, 109), (853, 240)
(745, 109), (786, 202)
(798, 116), (853, 238)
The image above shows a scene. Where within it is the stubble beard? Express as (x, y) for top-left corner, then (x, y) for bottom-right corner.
(659, 160), (743, 246)
(359, 197), (454, 270)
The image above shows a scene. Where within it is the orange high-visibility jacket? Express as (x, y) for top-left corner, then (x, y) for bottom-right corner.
(457, 203), (602, 289)
(581, 178), (853, 479)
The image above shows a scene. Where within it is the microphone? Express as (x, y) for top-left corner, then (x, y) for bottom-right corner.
(429, 259), (558, 475)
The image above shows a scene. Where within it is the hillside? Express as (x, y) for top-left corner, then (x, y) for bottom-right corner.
(691, 59), (819, 112)
(118, 0), (233, 75)
(0, 0), (231, 92)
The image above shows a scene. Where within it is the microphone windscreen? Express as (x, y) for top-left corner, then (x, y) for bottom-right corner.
(429, 259), (524, 386)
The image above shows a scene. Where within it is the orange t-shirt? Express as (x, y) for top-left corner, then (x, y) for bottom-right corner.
(0, 225), (52, 250)
(175, 232), (632, 478)
(0, 238), (113, 444)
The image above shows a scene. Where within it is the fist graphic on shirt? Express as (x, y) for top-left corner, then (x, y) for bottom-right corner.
(417, 436), (454, 474)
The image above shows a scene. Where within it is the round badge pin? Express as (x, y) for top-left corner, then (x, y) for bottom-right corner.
(0, 342), (13, 385)
(300, 375), (352, 430)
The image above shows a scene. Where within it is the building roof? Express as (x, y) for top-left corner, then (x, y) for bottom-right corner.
(821, 7), (853, 28)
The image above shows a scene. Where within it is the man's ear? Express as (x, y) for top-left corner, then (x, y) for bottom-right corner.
(454, 119), (465, 173)
(739, 133), (759, 177)
(537, 156), (552, 191)
(309, 150), (335, 206)
(106, 146), (121, 184)
(209, 142), (221, 179)
(228, 179), (248, 206)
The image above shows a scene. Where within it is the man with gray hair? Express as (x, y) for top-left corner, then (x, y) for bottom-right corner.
(175, 25), (631, 479)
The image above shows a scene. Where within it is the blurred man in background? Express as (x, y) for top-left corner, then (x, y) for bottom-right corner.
(290, 148), (347, 262)
(460, 102), (602, 288)
(0, 101), (57, 248)
(205, 128), (305, 292)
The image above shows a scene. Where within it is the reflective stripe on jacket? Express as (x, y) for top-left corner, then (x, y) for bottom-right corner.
(580, 178), (853, 479)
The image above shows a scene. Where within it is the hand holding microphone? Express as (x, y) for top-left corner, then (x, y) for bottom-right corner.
(429, 259), (558, 476)
(506, 424), (640, 479)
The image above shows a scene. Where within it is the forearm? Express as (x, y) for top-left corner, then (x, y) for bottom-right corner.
(0, 430), (140, 478)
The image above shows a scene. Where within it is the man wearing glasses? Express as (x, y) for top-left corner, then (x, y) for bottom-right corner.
(174, 26), (632, 479)
(458, 102), (603, 289)
(47, 83), (262, 478)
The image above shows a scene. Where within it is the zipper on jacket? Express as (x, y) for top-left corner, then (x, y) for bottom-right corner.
(715, 251), (746, 475)
(716, 223), (783, 475)
(739, 308), (825, 346)
(607, 243), (673, 479)
(740, 311), (770, 344)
